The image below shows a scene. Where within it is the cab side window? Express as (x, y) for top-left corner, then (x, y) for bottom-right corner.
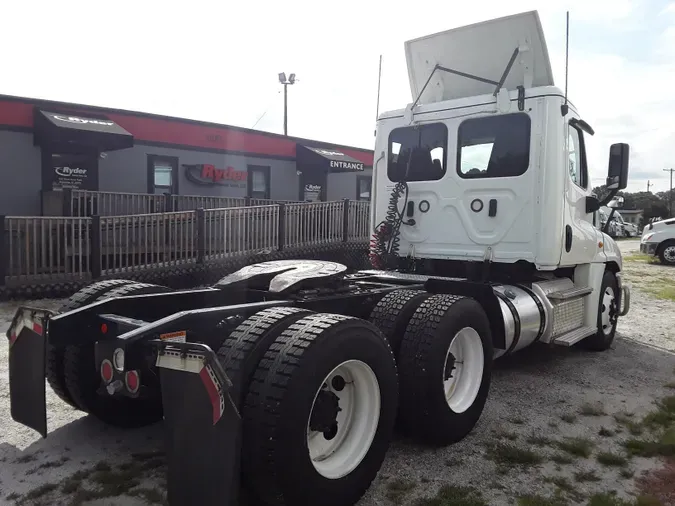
(567, 124), (588, 189)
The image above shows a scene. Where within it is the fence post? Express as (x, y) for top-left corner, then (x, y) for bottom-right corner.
(196, 208), (205, 263)
(91, 215), (102, 279)
(342, 199), (350, 242)
(277, 203), (285, 251)
(244, 196), (251, 207)
(63, 189), (73, 217)
(0, 216), (6, 286)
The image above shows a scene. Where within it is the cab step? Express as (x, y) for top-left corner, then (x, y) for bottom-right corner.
(552, 326), (596, 347)
(547, 286), (593, 300)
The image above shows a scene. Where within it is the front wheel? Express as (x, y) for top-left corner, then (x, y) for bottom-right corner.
(242, 314), (398, 506)
(580, 270), (618, 351)
(659, 241), (675, 266)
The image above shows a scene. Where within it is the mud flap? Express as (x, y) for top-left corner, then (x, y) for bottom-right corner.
(155, 341), (241, 506)
(6, 307), (53, 438)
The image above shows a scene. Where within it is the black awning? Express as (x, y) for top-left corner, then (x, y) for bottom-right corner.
(34, 109), (134, 152)
(296, 144), (366, 173)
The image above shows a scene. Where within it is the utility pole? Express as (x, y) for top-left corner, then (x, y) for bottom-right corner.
(647, 180), (652, 193)
(278, 73), (297, 136)
(664, 168), (675, 217)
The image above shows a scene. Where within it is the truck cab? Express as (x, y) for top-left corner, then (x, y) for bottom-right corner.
(370, 11), (628, 276)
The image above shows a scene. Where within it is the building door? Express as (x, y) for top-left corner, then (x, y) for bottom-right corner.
(42, 151), (99, 192)
(247, 165), (271, 200)
(298, 171), (326, 202)
(147, 155), (178, 195)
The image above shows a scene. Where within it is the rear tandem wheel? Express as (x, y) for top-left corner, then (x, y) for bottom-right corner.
(47, 279), (141, 409)
(62, 282), (172, 428)
(241, 313), (398, 506)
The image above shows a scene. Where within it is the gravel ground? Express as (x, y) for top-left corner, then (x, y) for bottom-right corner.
(0, 239), (674, 505)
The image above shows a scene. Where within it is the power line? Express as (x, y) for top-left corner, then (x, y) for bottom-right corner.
(251, 90), (282, 129)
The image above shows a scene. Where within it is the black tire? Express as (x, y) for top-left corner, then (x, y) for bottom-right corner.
(580, 270), (619, 351)
(242, 313), (398, 506)
(216, 306), (314, 410)
(397, 294), (493, 446)
(368, 289), (431, 357)
(47, 279), (138, 409)
(658, 240), (675, 266)
(63, 282), (172, 428)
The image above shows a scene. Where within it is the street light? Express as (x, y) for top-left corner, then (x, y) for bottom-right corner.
(278, 72), (297, 136)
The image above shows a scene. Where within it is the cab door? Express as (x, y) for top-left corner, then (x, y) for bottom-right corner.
(559, 116), (600, 266)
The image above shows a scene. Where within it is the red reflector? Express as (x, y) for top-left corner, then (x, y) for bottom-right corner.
(125, 370), (140, 393)
(100, 359), (114, 383)
(101, 323), (108, 334)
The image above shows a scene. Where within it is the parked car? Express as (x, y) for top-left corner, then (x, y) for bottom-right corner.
(641, 217), (675, 265)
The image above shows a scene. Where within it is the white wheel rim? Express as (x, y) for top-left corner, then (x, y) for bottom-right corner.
(307, 360), (380, 480)
(601, 286), (616, 335)
(664, 246), (675, 262)
(442, 327), (484, 413)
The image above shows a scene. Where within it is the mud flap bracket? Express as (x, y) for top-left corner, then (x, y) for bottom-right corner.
(154, 341), (241, 506)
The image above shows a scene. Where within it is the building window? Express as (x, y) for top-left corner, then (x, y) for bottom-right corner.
(247, 165), (271, 200)
(457, 113), (531, 179)
(387, 123), (447, 182)
(357, 176), (371, 201)
(147, 155), (178, 195)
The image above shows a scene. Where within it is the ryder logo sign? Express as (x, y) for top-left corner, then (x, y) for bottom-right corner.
(52, 115), (114, 127)
(184, 164), (247, 188)
(55, 166), (87, 178)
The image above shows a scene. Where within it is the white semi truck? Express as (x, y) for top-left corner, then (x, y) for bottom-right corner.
(6, 10), (631, 506)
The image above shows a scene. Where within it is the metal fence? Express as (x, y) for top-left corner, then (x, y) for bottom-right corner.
(1, 200), (371, 287)
(68, 190), (301, 217)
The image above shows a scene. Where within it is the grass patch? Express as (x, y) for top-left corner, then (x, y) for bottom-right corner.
(548, 421), (559, 428)
(413, 485), (486, 506)
(646, 285), (675, 302)
(557, 437), (594, 458)
(61, 469), (93, 494)
(599, 427), (615, 437)
(27, 456), (69, 475)
(614, 413), (643, 435)
(517, 493), (568, 506)
(527, 434), (554, 447)
(620, 469), (635, 479)
(544, 476), (584, 500)
(19, 483), (58, 503)
(664, 382), (675, 389)
(575, 469), (601, 482)
(597, 451), (628, 467)
(560, 413), (577, 424)
(643, 396), (675, 429)
(509, 416), (526, 425)
(580, 402), (607, 416)
(486, 442), (543, 466)
(14, 453), (38, 464)
(623, 254), (658, 264)
(551, 453), (575, 464)
(588, 492), (661, 505)
(6, 492), (19, 501)
(493, 428), (518, 441)
(128, 487), (166, 504)
(386, 478), (416, 505)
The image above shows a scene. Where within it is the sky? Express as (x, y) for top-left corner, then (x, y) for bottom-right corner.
(2, 0), (675, 193)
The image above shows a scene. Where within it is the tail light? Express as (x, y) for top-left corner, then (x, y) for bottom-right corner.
(125, 370), (140, 394)
(100, 359), (114, 384)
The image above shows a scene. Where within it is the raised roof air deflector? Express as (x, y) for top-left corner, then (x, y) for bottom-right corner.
(404, 10), (555, 105)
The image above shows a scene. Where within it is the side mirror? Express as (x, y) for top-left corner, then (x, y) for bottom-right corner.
(606, 143), (629, 190)
(585, 196), (600, 214)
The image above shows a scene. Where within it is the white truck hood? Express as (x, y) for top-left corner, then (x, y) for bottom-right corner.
(404, 10), (555, 105)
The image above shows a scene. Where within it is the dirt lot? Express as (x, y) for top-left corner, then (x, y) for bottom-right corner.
(1, 239), (675, 505)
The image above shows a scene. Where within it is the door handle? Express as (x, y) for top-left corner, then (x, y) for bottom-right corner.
(488, 199), (497, 217)
(565, 225), (573, 252)
(406, 201), (415, 218)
